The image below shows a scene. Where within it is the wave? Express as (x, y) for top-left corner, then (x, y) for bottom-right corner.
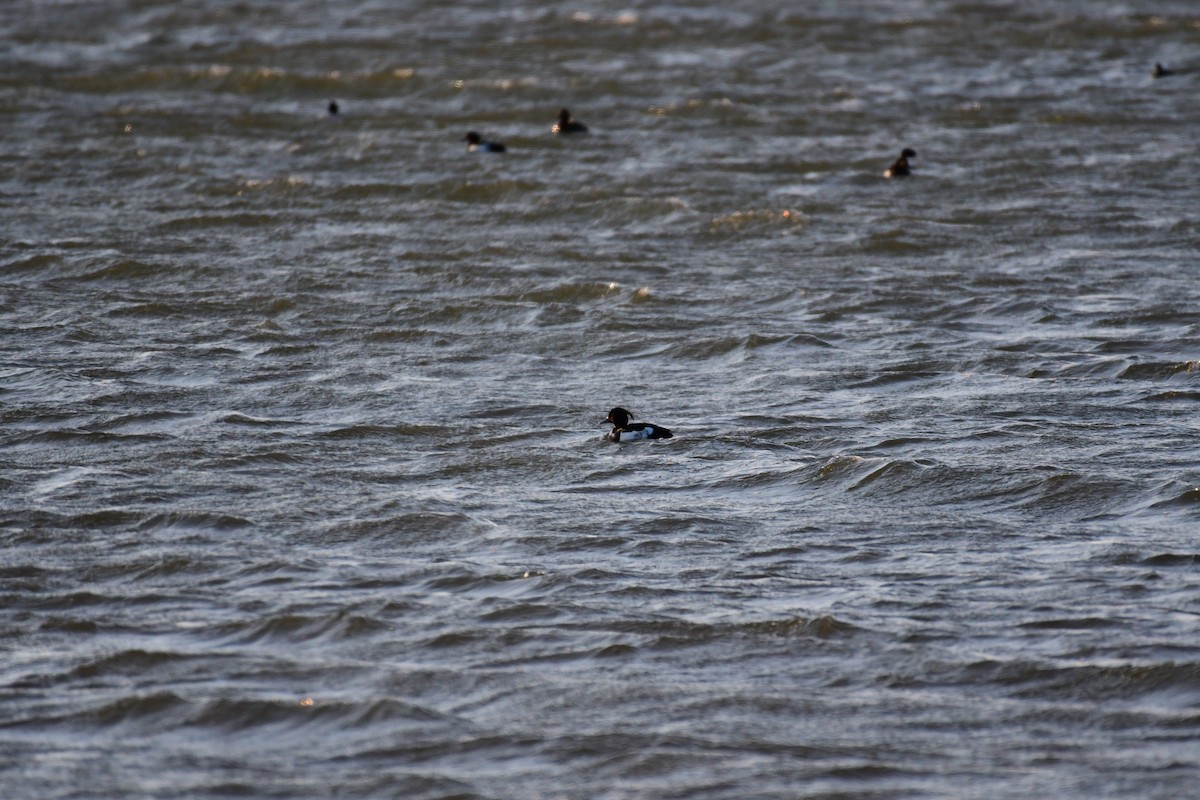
(1140, 553), (1200, 567)
(91, 410), (196, 433)
(203, 451), (306, 467)
(1119, 360), (1200, 381)
(67, 649), (192, 681)
(182, 695), (446, 733)
(957, 659), (1200, 705)
(815, 455), (942, 497)
(159, 212), (283, 230)
(662, 332), (828, 361)
(73, 259), (164, 282)
(506, 281), (624, 304)
(1, 253), (63, 274)
(845, 363), (945, 389)
(134, 512), (253, 532)
(59, 62), (422, 96)
(318, 423), (443, 439)
(87, 691), (191, 728)
(705, 208), (804, 238)
(610, 614), (859, 647)
(213, 611), (391, 646)
(1141, 390), (1200, 402)
(219, 412), (299, 427)
(4, 429), (167, 448)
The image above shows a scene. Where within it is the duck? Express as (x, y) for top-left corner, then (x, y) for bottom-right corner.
(883, 147), (916, 178)
(1153, 63), (1174, 78)
(603, 407), (674, 442)
(327, 100), (340, 116)
(463, 131), (506, 153)
(552, 107), (588, 135)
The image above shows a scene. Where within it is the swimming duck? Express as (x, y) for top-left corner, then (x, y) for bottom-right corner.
(327, 100), (339, 116)
(552, 107), (588, 135)
(603, 407), (673, 442)
(463, 131), (506, 153)
(883, 147), (916, 178)
(1153, 63), (1174, 78)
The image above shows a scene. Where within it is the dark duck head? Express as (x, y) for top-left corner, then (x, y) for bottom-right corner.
(552, 107), (588, 134)
(603, 406), (674, 443)
(884, 147), (916, 178)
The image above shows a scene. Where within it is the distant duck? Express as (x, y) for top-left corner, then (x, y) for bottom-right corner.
(1153, 63), (1174, 78)
(327, 100), (339, 116)
(552, 107), (588, 135)
(464, 131), (506, 153)
(603, 407), (673, 442)
(883, 147), (917, 178)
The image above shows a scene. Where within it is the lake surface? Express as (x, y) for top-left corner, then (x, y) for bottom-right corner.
(3, 1), (1199, 798)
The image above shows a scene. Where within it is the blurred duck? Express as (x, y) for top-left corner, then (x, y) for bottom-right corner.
(552, 107), (588, 135)
(884, 147), (917, 178)
(463, 131), (506, 153)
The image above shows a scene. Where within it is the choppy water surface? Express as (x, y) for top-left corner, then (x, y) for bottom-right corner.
(3, 1), (1200, 797)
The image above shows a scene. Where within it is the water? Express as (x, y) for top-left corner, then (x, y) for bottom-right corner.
(3, 1), (1199, 797)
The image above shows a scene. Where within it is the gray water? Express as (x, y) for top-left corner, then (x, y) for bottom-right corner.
(3, 1), (1200, 798)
